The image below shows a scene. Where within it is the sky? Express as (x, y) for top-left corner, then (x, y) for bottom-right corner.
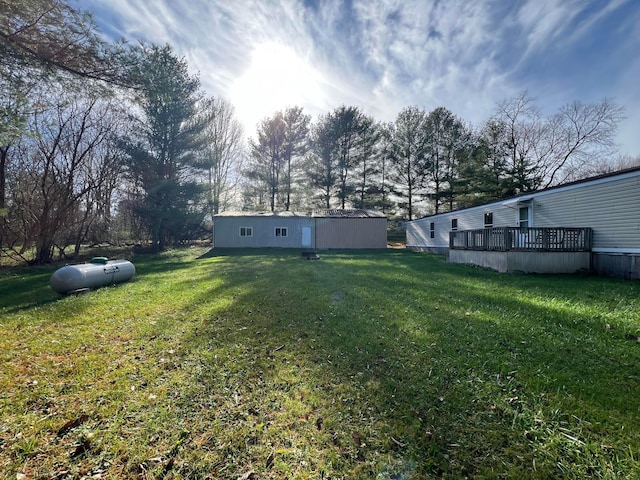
(82, 0), (640, 157)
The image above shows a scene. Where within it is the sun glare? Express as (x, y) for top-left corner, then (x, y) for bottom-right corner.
(229, 42), (322, 135)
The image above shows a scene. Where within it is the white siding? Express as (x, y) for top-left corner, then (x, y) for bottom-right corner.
(407, 204), (518, 249)
(532, 174), (640, 250)
(407, 169), (640, 253)
(406, 217), (448, 249)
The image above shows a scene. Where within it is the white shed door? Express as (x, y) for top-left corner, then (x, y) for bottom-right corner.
(301, 226), (312, 247)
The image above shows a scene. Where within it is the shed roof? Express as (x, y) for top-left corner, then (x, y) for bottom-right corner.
(214, 209), (387, 219)
(312, 209), (386, 218)
(214, 211), (307, 218)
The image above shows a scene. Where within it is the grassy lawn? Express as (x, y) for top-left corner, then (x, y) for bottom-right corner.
(1, 247), (639, 479)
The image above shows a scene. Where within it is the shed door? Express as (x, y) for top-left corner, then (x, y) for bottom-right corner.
(301, 226), (312, 247)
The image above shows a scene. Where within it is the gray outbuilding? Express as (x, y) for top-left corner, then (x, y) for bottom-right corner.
(212, 209), (388, 249)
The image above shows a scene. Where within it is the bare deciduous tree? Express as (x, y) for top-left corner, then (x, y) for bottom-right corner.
(491, 92), (625, 192)
(3, 88), (123, 263)
(540, 98), (625, 186)
(199, 97), (244, 216)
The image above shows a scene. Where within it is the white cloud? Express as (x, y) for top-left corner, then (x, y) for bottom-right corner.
(516, 0), (580, 55)
(565, 0), (630, 45)
(614, 47), (640, 157)
(84, 0), (640, 155)
(345, 0), (514, 123)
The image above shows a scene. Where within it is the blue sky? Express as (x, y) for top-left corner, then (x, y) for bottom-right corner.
(82, 0), (640, 157)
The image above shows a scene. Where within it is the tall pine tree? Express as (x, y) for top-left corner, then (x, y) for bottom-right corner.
(122, 44), (205, 252)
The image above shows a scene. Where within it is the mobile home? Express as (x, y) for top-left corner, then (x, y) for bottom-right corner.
(406, 167), (640, 279)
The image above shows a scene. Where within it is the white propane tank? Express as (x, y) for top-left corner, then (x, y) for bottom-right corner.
(50, 258), (135, 294)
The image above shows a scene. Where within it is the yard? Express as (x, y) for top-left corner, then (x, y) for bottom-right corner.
(1, 247), (639, 479)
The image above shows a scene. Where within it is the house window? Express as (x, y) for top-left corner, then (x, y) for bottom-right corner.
(240, 227), (253, 237)
(430, 222), (435, 239)
(275, 227), (288, 237)
(484, 212), (493, 228)
(519, 206), (529, 228)
(451, 218), (458, 231)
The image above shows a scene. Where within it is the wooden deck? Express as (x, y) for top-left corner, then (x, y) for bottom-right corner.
(450, 227), (593, 252)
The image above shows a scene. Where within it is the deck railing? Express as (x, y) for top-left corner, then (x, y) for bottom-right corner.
(449, 227), (593, 252)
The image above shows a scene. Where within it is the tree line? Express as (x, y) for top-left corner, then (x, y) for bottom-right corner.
(0, 0), (634, 263)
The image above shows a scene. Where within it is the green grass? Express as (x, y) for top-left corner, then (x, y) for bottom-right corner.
(1, 247), (640, 479)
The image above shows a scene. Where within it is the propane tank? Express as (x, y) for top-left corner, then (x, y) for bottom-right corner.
(50, 258), (135, 294)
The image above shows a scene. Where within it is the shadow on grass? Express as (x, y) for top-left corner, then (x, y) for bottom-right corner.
(0, 266), (59, 313)
(3, 248), (638, 478)
(0, 250), (203, 315)
(169, 249), (640, 477)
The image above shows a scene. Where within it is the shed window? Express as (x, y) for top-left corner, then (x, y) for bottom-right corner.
(240, 227), (253, 237)
(484, 212), (493, 228)
(429, 222), (435, 239)
(451, 218), (458, 231)
(275, 227), (288, 237)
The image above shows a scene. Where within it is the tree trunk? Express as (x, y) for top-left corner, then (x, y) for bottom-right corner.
(34, 237), (55, 264)
(151, 221), (161, 253)
(270, 186), (276, 212)
(408, 182), (413, 221)
(285, 157), (291, 211)
(0, 146), (8, 210)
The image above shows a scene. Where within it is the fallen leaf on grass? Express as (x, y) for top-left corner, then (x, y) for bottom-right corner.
(248, 406), (259, 416)
(391, 436), (406, 448)
(425, 425), (435, 439)
(50, 470), (71, 480)
(163, 457), (175, 474)
(57, 414), (90, 437)
(353, 431), (362, 447)
(70, 439), (91, 458)
(266, 447), (275, 469)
